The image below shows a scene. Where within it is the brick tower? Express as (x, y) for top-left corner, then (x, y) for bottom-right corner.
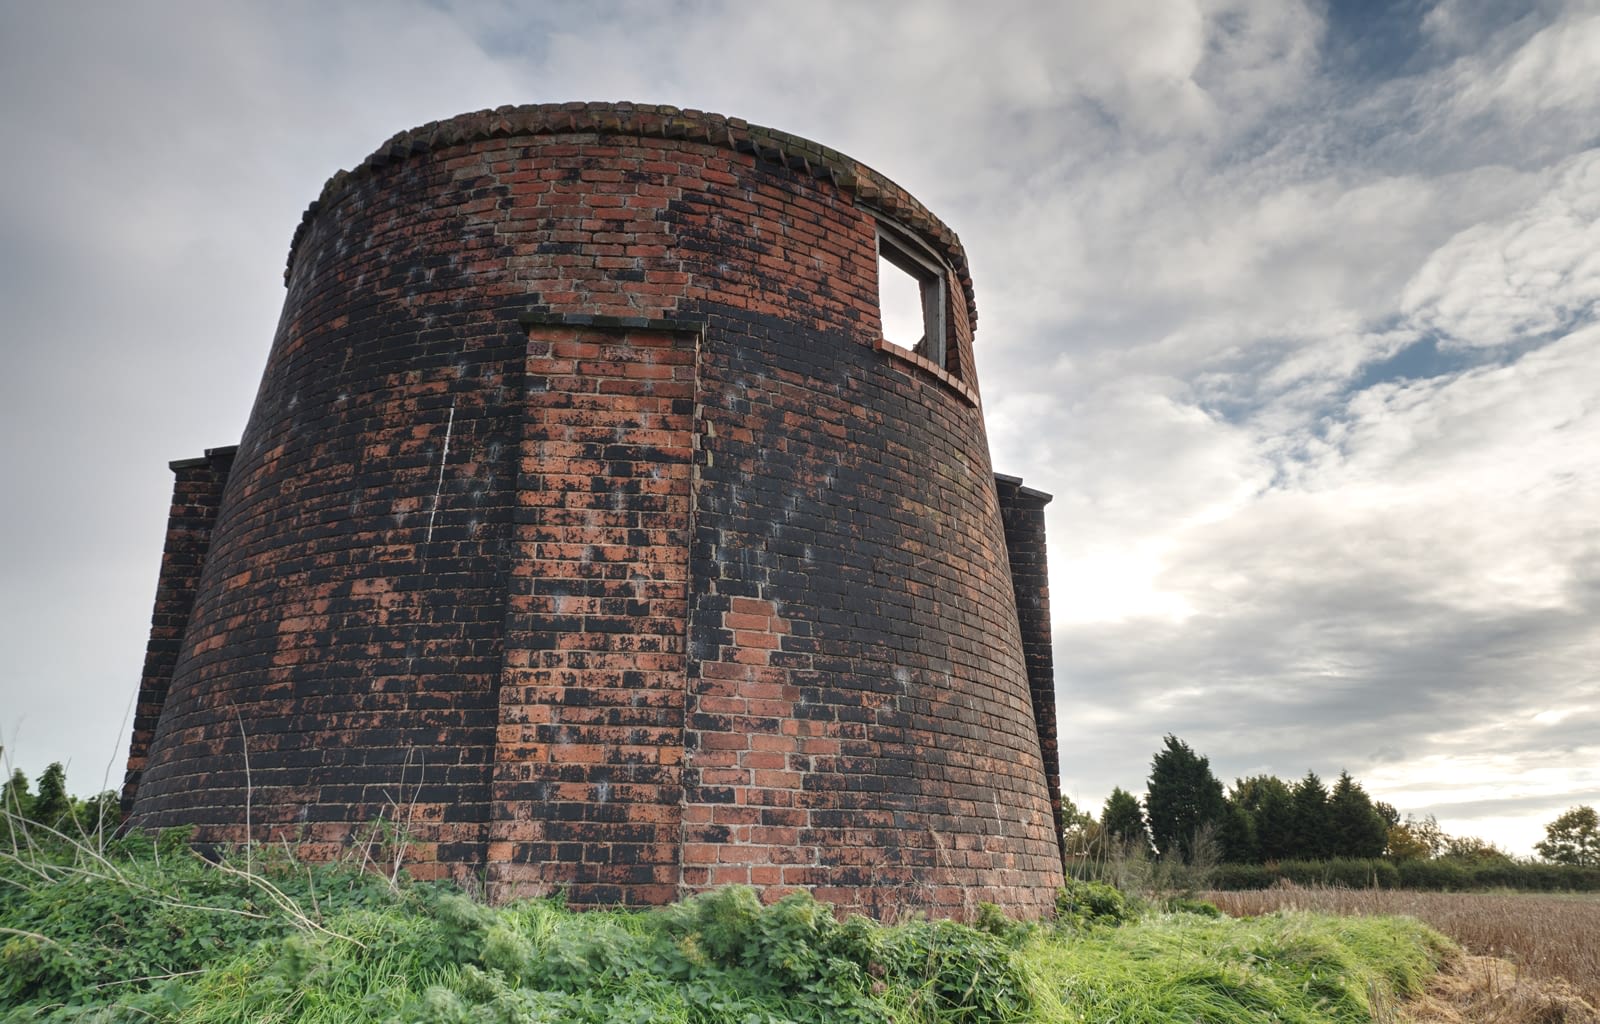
(123, 103), (1064, 918)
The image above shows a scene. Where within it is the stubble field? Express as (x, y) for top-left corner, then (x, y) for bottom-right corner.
(1207, 885), (1600, 1021)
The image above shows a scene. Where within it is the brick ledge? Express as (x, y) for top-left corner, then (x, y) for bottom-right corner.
(874, 337), (981, 408)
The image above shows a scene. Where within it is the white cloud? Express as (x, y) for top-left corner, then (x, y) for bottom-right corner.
(1403, 150), (1600, 348)
(1194, 0), (1322, 114)
(1451, 7), (1600, 120)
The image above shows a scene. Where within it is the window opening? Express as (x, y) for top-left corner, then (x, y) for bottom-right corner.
(878, 256), (925, 351)
(876, 225), (948, 371)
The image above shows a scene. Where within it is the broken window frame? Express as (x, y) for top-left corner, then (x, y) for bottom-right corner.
(875, 221), (951, 375)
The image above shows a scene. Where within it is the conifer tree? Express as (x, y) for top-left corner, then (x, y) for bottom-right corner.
(1144, 735), (1226, 863)
(30, 762), (69, 828)
(1327, 770), (1389, 858)
(1234, 775), (1295, 863)
(1290, 771), (1331, 860)
(1100, 787), (1149, 852)
(1216, 798), (1258, 863)
(1, 767), (31, 818)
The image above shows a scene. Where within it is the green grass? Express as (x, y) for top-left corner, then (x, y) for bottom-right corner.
(1, 834), (1455, 1024)
(1025, 910), (1449, 1024)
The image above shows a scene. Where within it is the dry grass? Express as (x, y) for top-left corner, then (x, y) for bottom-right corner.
(1402, 955), (1599, 1024)
(1207, 886), (1600, 1022)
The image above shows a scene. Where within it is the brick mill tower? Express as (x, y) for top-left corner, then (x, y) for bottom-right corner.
(123, 103), (1064, 918)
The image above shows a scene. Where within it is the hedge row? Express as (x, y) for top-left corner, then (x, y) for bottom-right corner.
(1207, 858), (1600, 891)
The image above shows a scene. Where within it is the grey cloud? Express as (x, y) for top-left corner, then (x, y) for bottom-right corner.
(1411, 791), (1600, 822)
(1446, 5), (1600, 122)
(0, 0), (524, 780)
(1059, 592), (1600, 811)
(1048, 308), (1600, 848)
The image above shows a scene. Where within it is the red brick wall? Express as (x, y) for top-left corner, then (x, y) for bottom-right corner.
(679, 309), (1061, 916)
(489, 323), (694, 906)
(127, 103), (1063, 917)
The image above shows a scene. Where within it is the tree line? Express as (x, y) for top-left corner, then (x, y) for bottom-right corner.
(2, 761), (120, 839)
(1066, 735), (1599, 869)
(6, 747), (1596, 875)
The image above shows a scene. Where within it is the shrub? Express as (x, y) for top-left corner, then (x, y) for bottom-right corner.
(1209, 863), (1274, 890)
(1198, 856), (1600, 892)
(1160, 895), (1222, 917)
(1055, 878), (1134, 927)
(1, 832), (1458, 1024)
(1322, 857), (1399, 889)
(1397, 857), (1472, 891)
(0, 825), (400, 1008)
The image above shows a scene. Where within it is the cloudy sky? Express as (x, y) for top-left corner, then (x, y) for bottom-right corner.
(2, 0), (1596, 856)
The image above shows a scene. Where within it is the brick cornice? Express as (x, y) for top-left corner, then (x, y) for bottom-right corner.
(285, 101), (978, 329)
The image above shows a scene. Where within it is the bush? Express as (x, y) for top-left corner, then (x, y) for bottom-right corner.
(1209, 863), (1274, 890)
(1396, 857), (1472, 891)
(1160, 895), (1222, 917)
(1055, 878), (1134, 927)
(0, 826), (402, 1008)
(1314, 858), (1399, 889)
(1273, 859), (1329, 887)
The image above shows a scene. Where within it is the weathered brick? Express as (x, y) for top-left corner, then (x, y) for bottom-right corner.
(125, 102), (1062, 919)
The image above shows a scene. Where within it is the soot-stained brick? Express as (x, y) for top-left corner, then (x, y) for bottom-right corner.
(126, 102), (1063, 919)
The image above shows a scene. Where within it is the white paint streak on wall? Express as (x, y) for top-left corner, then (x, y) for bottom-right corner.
(425, 403), (456, 544)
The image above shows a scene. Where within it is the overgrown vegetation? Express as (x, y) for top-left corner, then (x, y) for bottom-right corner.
(2, 763), (118, 845)
(0, 776), (1454, 1023)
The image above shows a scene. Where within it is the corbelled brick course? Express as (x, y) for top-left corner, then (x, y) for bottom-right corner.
(126, 102), (1064, 918)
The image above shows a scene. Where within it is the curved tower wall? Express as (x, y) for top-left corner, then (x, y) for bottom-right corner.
(125, 103), (1063, 918)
